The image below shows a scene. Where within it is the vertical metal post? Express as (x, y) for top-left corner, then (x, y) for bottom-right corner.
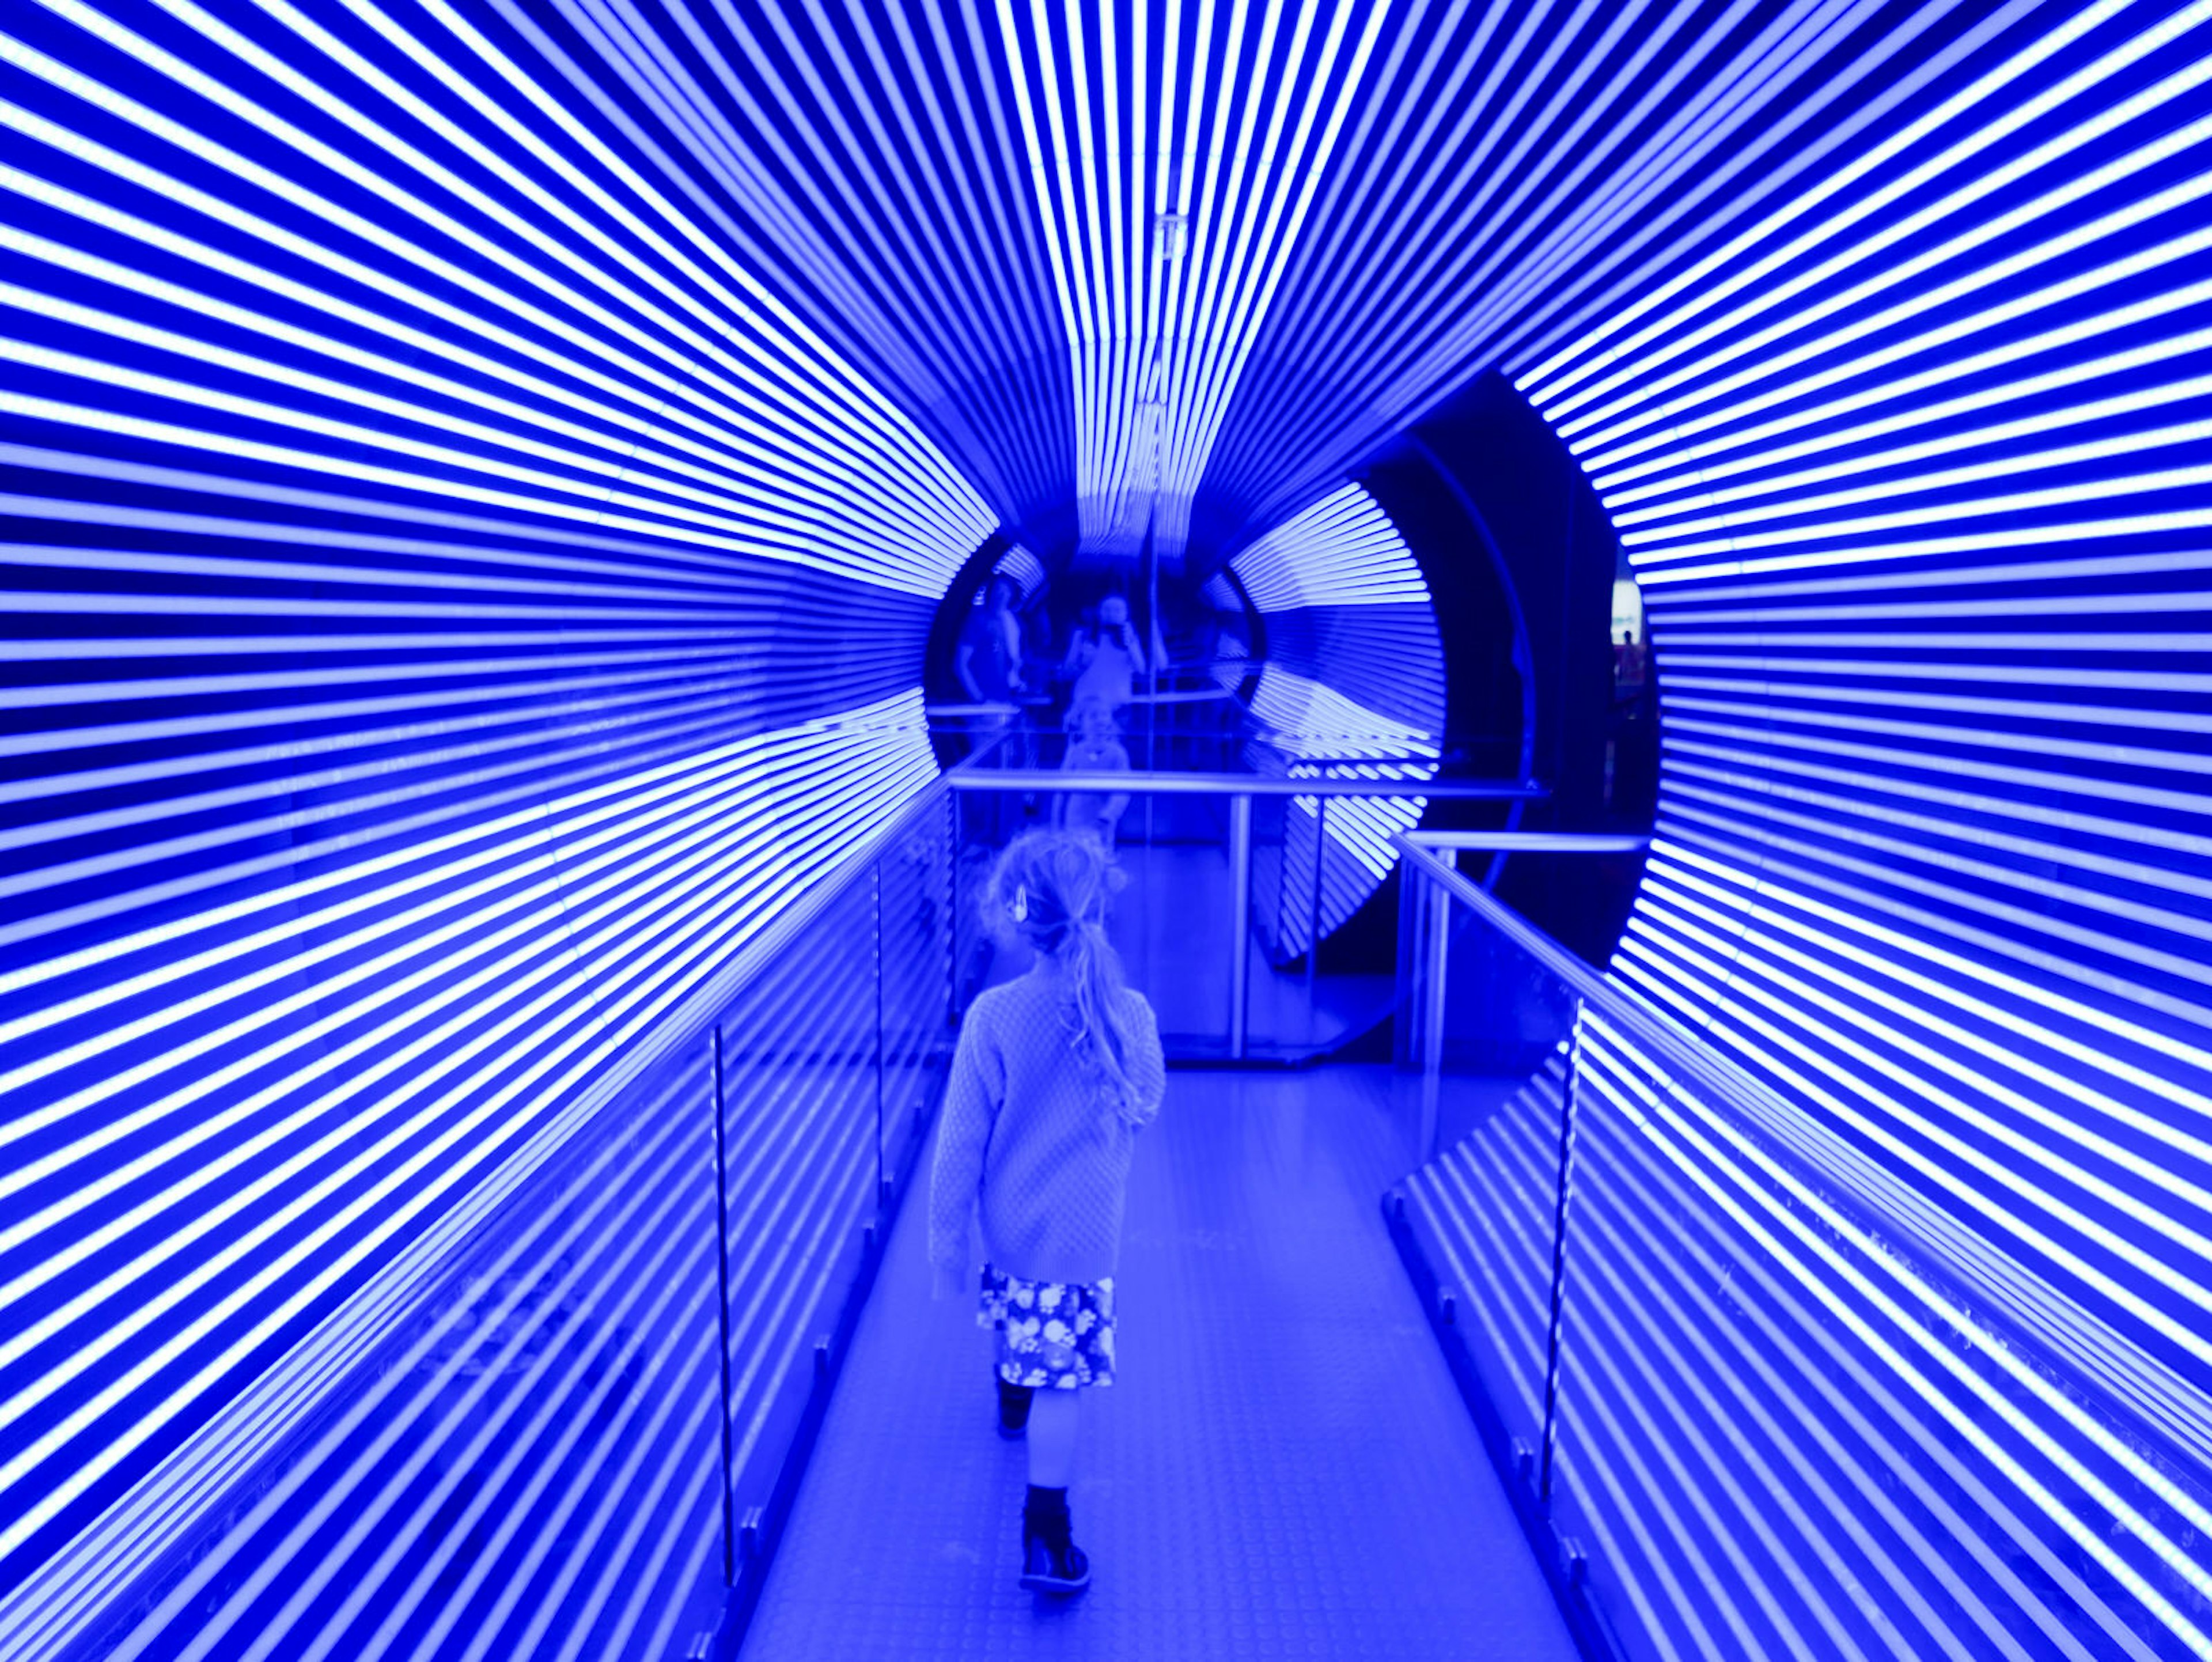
(873, 857), (885, 1202)
(1228, 792), (1252, 1059)
(950, 788), (967, 1019)
(711, 1027), (735, 1584)
(1422, 873), (1450, 1080)
(1538, 1008), (1584, 1504)
(1305, 797), (1325, 1006)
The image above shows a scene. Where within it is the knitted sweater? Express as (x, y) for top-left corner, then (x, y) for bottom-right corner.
(927, 967), (1165, 1291)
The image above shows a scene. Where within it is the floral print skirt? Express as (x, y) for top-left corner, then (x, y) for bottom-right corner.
(977, 1265), (1116, 1389)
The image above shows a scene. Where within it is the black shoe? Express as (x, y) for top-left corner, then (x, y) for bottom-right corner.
(995, 1376), (1033, 1441)
(1019, 1528), (1091, 1596)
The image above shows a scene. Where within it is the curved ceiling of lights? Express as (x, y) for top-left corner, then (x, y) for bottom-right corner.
(3, 0), (2209, 1652)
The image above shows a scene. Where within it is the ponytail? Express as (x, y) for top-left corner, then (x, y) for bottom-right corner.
(984, 830), (1146, 1123)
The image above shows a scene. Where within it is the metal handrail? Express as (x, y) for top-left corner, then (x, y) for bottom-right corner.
(950, 768), (1546, 799)
(1404, 832), (1649, 853)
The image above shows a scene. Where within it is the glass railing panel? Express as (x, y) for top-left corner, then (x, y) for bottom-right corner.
(1393, 838), (2212, 1662)
(1394, 855), (1584, 1489)
(1547, 1009), (2212, 1662)
(949, 782), (1238, 1054)
(875, 800), (956, 1194)
(713, 874), (881, 1568)
(72, 1022), (731, 1662)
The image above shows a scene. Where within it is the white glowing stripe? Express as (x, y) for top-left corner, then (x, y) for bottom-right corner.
(1666, 652), (2212, 696)
(1582, 1023), (2212, 1640)
(224, 964), (872, 1662)
(147, 1097), (706, 1661)
(1573, 200), (2212, 478)
(1666, 711), (2212, 836)
(21, 0), (991, 538)
(1420, 0), (1948, 399)
(0, 723), (926, 1270)
(425, 0), (1060, 503)
(1410, 1106), (1559, 1422)
(0, 380), (942, 586)
(1567, 1058), (2160, 1662)
(1598, 310), (2212, 502)
(1666, 774), (2212, 979)
(1624, 463), (2212, 559)
(1556, 1183), (1923, 1661)
(1634, 506), (2212, 585)
(1308, 0), (1865, 448)
(0, 267), (798, 512)
(0, 739), (920, 1239)
(0, 130), (987, 595)
(1660, 795), (2212, 1047)
(1672, 739), (2212, 876)
(995, 0), (1389, 561)
(0, 692), (930, 1000)
(0, 167), (972, 565)
(0, 831), (898, 1574)
(1665, 681), (2212, 747)
(1616, 409), (2212, 532)
(1510, 0), (2145, 393)
(0, 740), (927, 1358)
(1654, 834), (2212, 1133)
(1216, 0), (1981, 512)
(0, 670), (887, 923)
(722, 1129), (877, 1481)
(1544, 20), (2212, 431)
(1634, 870), (2212, 1341)
(1654, 583), (2212, 626)
(0, 651), (766, 771)
(991, 543), (1048, 599)
(414, 974), (877, 1661)
(1232, 482), (1431, 611)
(0, 389), (919, 588)
(0, 641), (745, 721)
(85, 1090), (713, 1662)
(1560, 1122), (2043, 1662)
(0, 674), (785, 932)
(1249, 669), (1439, 758)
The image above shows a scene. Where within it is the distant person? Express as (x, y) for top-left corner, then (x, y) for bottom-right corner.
(1060, 592), (1147, 710)
(1056, 696), (1131, 849)
(929, 830), (1166, 1597)
(957, 574), (1029, 775)
(959, 574), (1026, 707)
(1612, 627), (1646, 692)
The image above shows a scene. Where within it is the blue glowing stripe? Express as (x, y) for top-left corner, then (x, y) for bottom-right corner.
(1221, 484), (1443, 955)
(0, 0), (991, 1637)
(1230, 480), (1451, 956)
(1230, 483), (1431, 612)
(970, 543), (1047, 603)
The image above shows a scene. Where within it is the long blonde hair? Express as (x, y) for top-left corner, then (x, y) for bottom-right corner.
(984, 829), (1143, 1120)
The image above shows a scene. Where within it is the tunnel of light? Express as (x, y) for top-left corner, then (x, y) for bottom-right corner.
(1, 1), (2209, 1659)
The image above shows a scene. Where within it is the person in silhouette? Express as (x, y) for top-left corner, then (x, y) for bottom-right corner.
(1059, 590), (1147, 710)
(928, 829), (1166, 1597)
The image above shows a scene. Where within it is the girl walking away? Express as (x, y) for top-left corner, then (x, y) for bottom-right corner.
(928, 830), (1166, 1597)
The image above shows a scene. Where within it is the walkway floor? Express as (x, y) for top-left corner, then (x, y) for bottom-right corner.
(740, 1065), (1580, 1661)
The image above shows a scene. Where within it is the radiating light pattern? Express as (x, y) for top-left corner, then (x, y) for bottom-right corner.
(0, 0), (979, 1645)
(1230, 483), (1433, 612)
(1226, 484), (1444, 956)
(971, 543), (1047, 603)
(1387, 0), (2212, 1654)
(6, 0), (2212, 1659)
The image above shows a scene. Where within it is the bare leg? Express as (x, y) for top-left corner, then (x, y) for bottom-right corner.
(1026, 1387), (1081, 1488)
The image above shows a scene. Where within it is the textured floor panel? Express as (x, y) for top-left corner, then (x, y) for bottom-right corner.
(740, 1066), (1578, 1662)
